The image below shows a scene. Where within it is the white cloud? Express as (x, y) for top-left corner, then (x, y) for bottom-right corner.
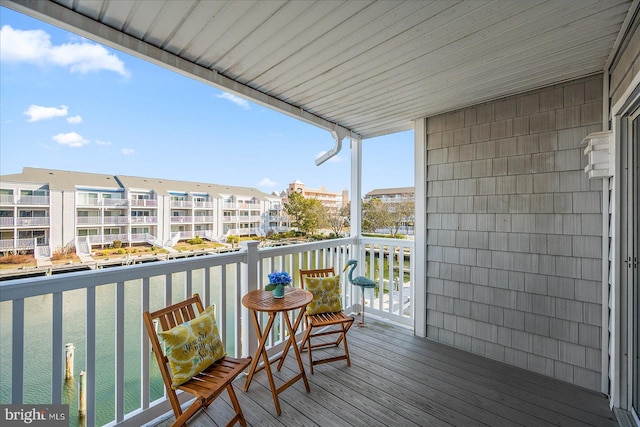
(24, 104), (68, 122)
(216, 92), (250, 109)
(122, 148), (135, 155)
(259, 178), (276, 187)
(315, 150), (343, 164)
(52, 132), (89, 147)
(67, 115), (82, 124)
(95, 140), (111, 146)
(0, 25), (129, 77)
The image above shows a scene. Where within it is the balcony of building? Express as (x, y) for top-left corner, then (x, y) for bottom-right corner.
(0, 236), (48, 253)
(1, 1), (638, 425)
(169, 200), (193, 208)
(170, 216), (193, 224)
(193, 200), (214, 209)
(102, 216), (129, 225)
(130, 216), (157, 225)
(0, 237), (618, 427)
(0, 217), (15, 227)
(84, 233), (128, 246)
(193, 215), (214, 223)
(16, 195), (50, 205)
(129, 199), (157, 208)
(14, 217), (49, 227)
(77, 197), (128, 208)
(166, 318), (615, 427)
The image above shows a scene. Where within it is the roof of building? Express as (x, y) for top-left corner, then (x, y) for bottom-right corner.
(1, 167), (121, 191)
(365, 187), (415, 198)
(1, 167), (274, 200)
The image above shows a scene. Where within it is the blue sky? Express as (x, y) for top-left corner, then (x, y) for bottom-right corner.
(0, 7), (413, 196)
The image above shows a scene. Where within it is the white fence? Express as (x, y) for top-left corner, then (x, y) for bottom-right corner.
(0, 237), (413, 426)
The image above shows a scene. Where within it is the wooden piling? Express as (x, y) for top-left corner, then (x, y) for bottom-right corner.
(78, 370), (86, 417)
(65, 343), (74, 380)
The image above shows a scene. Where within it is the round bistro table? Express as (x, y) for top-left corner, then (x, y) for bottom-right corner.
(241, 287), (313, 415)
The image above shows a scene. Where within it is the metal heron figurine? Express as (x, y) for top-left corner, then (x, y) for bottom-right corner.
(343, 259), (376, 326)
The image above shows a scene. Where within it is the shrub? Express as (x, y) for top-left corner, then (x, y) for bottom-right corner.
(0, 253), (34, 265)
(51, 246), (76, 261)
(112, 240), (122, 249)
(186, 235), (204, 245)
(117, 248), (126, 254)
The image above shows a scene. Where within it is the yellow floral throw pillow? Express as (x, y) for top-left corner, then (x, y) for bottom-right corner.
(305, 275), (343, 315)
(158, 305), (225, 389)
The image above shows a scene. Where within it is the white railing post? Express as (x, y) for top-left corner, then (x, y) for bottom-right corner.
(240, 240), (259, 359)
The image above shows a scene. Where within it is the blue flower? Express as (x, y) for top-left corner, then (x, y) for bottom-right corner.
(265, 271), (292, 290)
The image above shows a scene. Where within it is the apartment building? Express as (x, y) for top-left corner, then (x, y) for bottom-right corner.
(364, 186), (414, 203)
(364, 186), (415, 235)
(0, 168), (279, 257)
(286, 180), (348, 212)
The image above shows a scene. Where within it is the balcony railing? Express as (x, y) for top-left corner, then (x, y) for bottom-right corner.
(102, 199), (128, 207)
(0, 217), (15, 227)
(0, 237), (48, 251)
(129, 199), (157, 207)
(130, 216), (157, 224)
(170, 216), (192, 223)
(17, 195), (50, 205)
(0, 194), (15, 204)
(193, 201), (213, 208)
(86, 234), (128, 245)
(15, 217), (49, 227)
(193, 215), (214, 223)
(0, 237), (413, 427)
(102, 217), (129, 225)
(77, 198), (128, 207)
(76, 217), (102, 225)
(170, 200), (192, 208)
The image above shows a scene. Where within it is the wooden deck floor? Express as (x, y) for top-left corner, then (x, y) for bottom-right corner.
(155, 319), (618, 427)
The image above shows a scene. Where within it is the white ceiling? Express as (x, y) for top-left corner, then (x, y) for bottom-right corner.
(2, 0), (635, 139)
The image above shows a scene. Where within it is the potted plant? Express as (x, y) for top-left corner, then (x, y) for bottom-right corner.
(264, 271), (292, 298)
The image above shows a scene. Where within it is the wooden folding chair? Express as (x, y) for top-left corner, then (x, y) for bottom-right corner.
(283, 268), (354, 374)
(143, 294), (251, 427)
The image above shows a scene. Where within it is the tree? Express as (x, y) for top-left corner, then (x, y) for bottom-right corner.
(362, 198), (414, 238)
(388, 200), (414, 238)
(300, 198), (326, 235)
(361, 198), (391, 233)
(284, 192), (327, 235)
(283, 191), (306, 230)
(325, 203), (350, 237)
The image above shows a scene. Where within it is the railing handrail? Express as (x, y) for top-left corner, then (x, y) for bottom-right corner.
(0, 251), (247, 301)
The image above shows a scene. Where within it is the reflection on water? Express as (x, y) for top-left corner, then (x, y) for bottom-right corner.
(0, 266), (240, 426)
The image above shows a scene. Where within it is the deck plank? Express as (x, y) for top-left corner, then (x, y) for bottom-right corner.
(154, 319), (618, 427)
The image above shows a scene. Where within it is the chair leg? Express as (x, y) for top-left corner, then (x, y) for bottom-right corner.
(300, 326), (314, 374)
(226, 384), (246, 427)
(342, 330), (351, 367)
(172, 397), (204, 427)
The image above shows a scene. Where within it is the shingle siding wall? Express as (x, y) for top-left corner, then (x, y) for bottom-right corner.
(610, 11), (640, 108)
(425, 75), (604, 391)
